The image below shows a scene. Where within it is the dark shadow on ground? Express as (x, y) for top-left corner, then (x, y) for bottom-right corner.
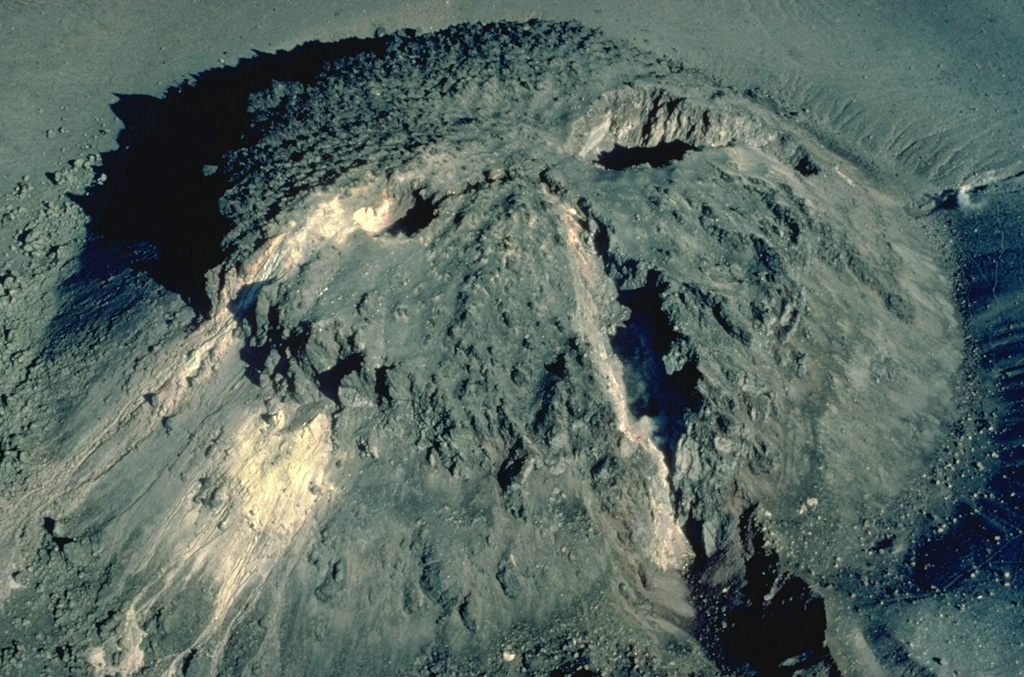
(69, 35), (391, 317)
(912, 185), (1024, 596)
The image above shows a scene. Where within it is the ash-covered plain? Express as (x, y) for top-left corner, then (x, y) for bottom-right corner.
(2, 19), (1017, 676)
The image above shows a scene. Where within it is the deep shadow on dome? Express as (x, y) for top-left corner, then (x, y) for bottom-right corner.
(70, 35), (396, 316)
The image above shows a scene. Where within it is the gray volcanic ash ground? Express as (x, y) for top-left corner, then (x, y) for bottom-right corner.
(1, 16), (1023, 677)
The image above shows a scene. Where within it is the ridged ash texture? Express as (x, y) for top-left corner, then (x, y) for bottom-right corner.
(0, 21), (970, 676)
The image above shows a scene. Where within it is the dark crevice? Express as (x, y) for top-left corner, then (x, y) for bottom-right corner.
(568, 201), (702, 479)
(609, 270), (700, 477)
(385, 192), (437, 237)
(374, 365), (393, 407)
(317, 353), (364, 403)
(181, 648), (197, 675)
(793, 153), (820, 176)
(689, 509), (838, 675)
(544, 353), (567, 378)
(497, 444), (528, 492)
(240, 344), (273, 385)
(932, 188), (963, 211)
(596, 139), (695, 170)
(43, 516), (74, 552)
(683, 516), (708, 561)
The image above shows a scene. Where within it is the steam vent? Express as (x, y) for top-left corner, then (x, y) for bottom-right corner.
(12, 20), (1019, 676)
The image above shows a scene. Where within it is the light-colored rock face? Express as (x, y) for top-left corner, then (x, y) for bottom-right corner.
(0, 20), (996, 677)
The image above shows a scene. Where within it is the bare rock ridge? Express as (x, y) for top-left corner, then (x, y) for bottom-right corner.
(2, 19), (1004, 676)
